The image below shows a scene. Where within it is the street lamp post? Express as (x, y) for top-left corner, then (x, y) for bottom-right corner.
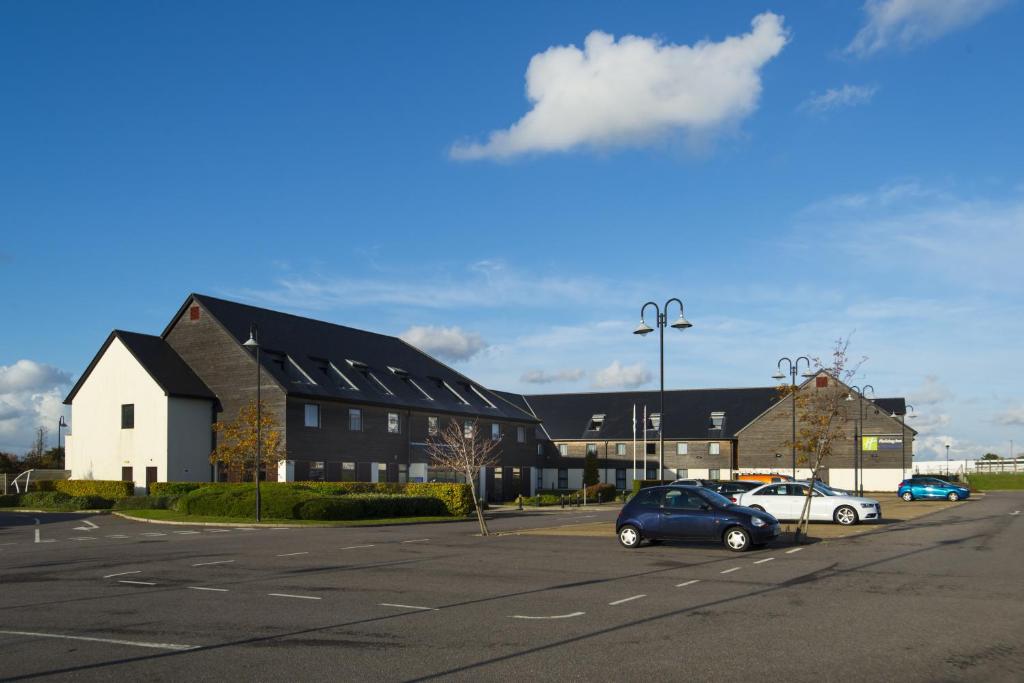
(847, 384), (874, 497)
(57, 415), (68, 464)
(243, 325), (262, 523)
(772, 357), (813, 479)
(892, 404), (915, 479)
(634, 299), (692, 480)
(945, 443), (951, 477)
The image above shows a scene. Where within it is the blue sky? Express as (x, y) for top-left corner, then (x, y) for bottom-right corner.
(2, 0), (1022, 459)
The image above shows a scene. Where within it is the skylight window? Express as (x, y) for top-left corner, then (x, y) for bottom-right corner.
(650, 413), (662, 431)
(468, 384), (497, 409)
(437, 379), (469, 405)
(368, 372), (394, 396)
(311, 357), (359, 391)
(588, 414), (606, 431)
(329, 362), (359, 391)
(389, 367), (434, 401)
(346, 359), (394, 396)
(710, 411), (725, 429)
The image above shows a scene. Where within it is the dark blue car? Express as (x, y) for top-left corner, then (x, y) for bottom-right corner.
(898, 477), (970, 501)
(616, 485), (780, 552)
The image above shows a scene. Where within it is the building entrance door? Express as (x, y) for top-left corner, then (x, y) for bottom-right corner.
(145, 467), (157, 494)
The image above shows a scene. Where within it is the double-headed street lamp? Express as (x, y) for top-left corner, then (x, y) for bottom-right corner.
(634, 299), (692, 480)
(243, 324), (262, 523)
(891, 404), (916, 479)
(772, 356), (813, 479)
(847, 384), (874, 497)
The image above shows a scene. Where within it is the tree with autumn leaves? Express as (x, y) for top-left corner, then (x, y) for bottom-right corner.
(210, 400), (287, 480)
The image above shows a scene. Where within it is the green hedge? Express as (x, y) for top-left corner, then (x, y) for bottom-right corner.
(54, 480), (133, 500)
(112, 495), (180, 510)
(0, 494), (19, 507)
(583, 483), (617, 501)
(297, 494), (447, 520)
(966, 473), (1024, 490)
(150, 481), (474, 516)
(13, 491), (113, 511)
(175, 485), (318, 519)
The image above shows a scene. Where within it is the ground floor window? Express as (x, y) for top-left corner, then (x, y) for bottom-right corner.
(309, 461), (325, 481)
(677, 468), (688, 479)
(557, 468), (568, 489)
(398, 463), (408, 483)
(615, 468), (626, 490)
(342, 461), (356, 482)
(646, 464), (658, 480)
(537, 468), (542, 492)
(646, 443), (656, 456)
(428, 468), (466, 484)
(709, 468), (721, 480)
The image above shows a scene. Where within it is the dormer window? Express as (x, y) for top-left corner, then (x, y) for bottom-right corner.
(347, 359), (394, 396)
(710, 412), (725, 430)
(650, 413), (662, 431)
(588, 414), (606, 431)
(390, 366), (434, 401)
(431, 377), (469, 405)
(468, 384), (497, 409)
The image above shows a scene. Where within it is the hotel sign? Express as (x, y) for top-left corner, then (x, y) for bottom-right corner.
(862, 436), (902, 452)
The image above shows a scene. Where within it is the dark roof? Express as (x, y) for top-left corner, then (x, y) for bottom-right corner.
(174, 294), (537, 422)
(65, 330), (215, 404)
(517, 387), (782, 440)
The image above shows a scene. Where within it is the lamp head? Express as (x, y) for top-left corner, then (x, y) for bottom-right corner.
(670, 314), (692, 330)
(243, 325), (259, 348)
(772, 371), (786, 381)
(633, 320), (654, 336)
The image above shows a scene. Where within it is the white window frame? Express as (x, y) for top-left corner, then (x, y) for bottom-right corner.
(558, 444), (568, 457)
(516, 426), (526, 443)
(677, 443), (688, 455)
(348, 408), (362, 431)
(616, 443), (627, 456)
(491, 423), (501, 441)
(463, 420), (475, 438)
(427, 415), (439, 435)
(387, 412), (400, 434)
(709, 442), (721, 455)
(304, 403), (320, 428)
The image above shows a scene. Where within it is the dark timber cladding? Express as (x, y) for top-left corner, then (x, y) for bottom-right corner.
(162, 294), (539, 485)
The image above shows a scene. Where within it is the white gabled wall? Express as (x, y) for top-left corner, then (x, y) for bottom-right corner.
(65, 337), (169, 492)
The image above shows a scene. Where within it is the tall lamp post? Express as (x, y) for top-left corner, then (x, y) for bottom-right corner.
(945, 443), (951, 477)
(634, 299), (692, 480)
(772, 356), (813, 479)
(846, 384), (874, 497)
(57, 415), (68, 465)
(892, 404), (915, 479)
(243, 324), (262, 523)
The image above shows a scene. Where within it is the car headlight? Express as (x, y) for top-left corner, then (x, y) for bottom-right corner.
(750, 517), (766, 527)
(860, 503), (874, 508)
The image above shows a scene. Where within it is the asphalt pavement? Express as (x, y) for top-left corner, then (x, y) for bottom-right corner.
(1, 494), (1022, 681)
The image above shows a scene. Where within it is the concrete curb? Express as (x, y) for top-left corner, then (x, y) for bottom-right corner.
(111, 511), (474, 529)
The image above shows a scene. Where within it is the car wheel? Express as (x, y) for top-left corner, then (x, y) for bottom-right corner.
(724, 527), (751, 552)
(618, 525), (641, 549)
(947, 491), (960, 502)
(834, 505), (858, 526)
(749, 505), (766, 512)
(901, 491), (913, 501)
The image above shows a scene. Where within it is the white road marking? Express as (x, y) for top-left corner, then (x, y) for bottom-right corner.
(104, 571), (142, 579)
(379, 603), (437, 611)
(174, 531), (200, 535)
(192, 560), (235, 567)
(118, 580), (157, 586)
(1011, 511), (1020, 516)
(268, 593), (321, 600)
(785, 547), (804, 554)
(71, 537), (97, 541)
(237, 528), (259, 531)
(0, 629), (197, 651)
(720, 567), (741, 574)
(511, 612), (585, 620)
(676, 580), (701, 588)
(188, 586), (229, 592)
(754, 557), (776, 564)
(276, 552), (309, 557)
(34, 518), (41, 544)
(206, 529), (231, 533)
(341, 544), (376, 550)
(0, 542), (16, 546)
(74, 520), (99, 531)
(141, 532), (166, 537)
(609, 594), (646, 606)
(400, 538), (430, 544)
(106, 535), (130, 539)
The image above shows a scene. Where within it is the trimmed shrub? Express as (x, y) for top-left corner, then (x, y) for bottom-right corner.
(149, 482), (212, 496)
(583, 483), (616, 501)
(17, 491), (111, 511)
(0, 494), (20, 507)
(113, 495), (179, 511)
(176, 485), (319, 519)
(54, 480), (133, 500)
(297, 494), (447, 520)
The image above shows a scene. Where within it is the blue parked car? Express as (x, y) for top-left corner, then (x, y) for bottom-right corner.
(616, 485), (780, 552)
(897, 477), (970, 502)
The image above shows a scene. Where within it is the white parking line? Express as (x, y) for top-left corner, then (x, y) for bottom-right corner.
(511, 612), (585, 620)
(341, 544), (376, 550)
(268, 593), (321, 600)
(174, 531), (200, 535)
(785, 547), (803, 554)
(276, 552), (309, 557)
(0, 629), (197, 651)
(106, 535), (130, 539)
(754, 557), (775, 564)
(720, 567), (741, 574)
(71, 537), (97, 541)
(103, 571), (142, 579)
(189, 586), (229, 592)
(379, 603), (437, 611)
(207, 529), (231, 533)
(400, 539), (430, 544)
(675, 580), (700, 588)
(1011, 511), (1020, 516)
(192, 560), (235, 567)
(141, 532), (166, 537)
(118, 580), (156, 586)
(609, 594), (646, 606)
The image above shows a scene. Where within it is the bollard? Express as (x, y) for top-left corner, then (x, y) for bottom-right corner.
(517, 495), (523, 511)
(560, 495), (565, 509)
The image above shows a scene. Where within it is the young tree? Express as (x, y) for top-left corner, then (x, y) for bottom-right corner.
(424, 418), (500, 536)
(787, 338), (866, 543)
(980, 453), (1002, 460)
(210, 400), (286, 480)
(583, 449), (600, 487)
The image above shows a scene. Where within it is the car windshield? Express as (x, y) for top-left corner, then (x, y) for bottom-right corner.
(698, 489), (734, 507)
(799, 481), (839, 496)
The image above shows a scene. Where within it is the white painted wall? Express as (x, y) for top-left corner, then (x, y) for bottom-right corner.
(66, 337), (169, 494)
(278, 460), (295, 482)
(409, 462), (428, 483)
(827, 468), (903, 492)
(166, 397), (214, 482)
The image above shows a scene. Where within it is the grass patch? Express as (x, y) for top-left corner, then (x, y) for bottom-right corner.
(966, 473), (1024, 490)
(118, 508), (466, 527)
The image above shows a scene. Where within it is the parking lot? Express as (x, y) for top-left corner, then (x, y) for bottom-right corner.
(1, 492), (1022, 681)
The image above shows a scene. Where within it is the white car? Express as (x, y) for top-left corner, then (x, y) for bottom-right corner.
(735, 482), (881, 526)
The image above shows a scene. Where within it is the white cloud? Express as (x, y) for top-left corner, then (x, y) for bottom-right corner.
(0, 360), (72, 453)
(994, 406), (1024, 426)
(451, 12), (788, 160)
(520, 368), (586, 384)
(399, 326), (487, 362)
(799, 84), (877, 114)
(593, 361), (652, 389)
(910, 375), (953, 406)
(846, 0), (1007, 57)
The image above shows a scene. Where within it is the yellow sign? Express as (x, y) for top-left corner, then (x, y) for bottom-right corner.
(862, 436), (879, 452)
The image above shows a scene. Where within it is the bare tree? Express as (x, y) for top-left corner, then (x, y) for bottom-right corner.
(26, 426), (48, 460)
(424, 418), (500, 536)
(788, 338), (866, 543)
